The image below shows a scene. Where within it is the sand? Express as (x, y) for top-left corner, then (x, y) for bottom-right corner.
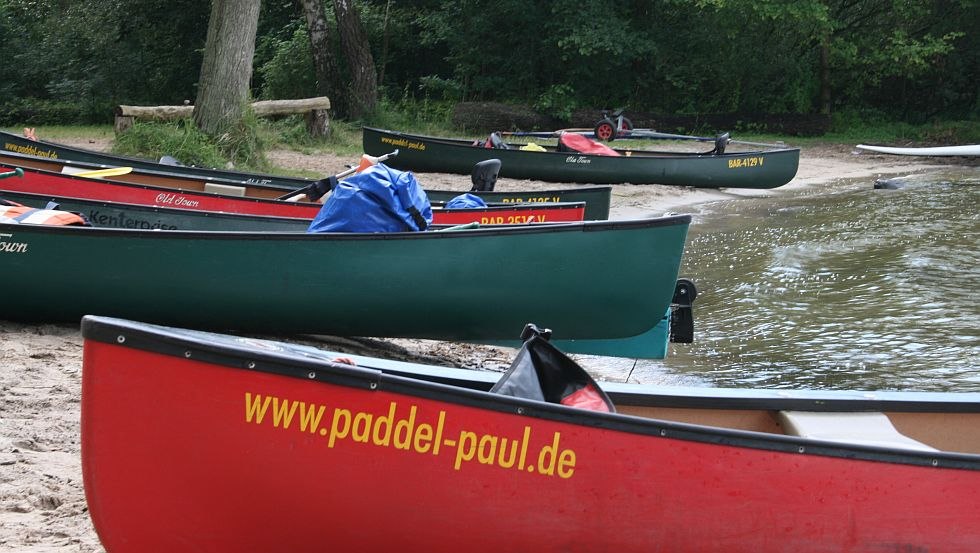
(0, 136), (962, 551)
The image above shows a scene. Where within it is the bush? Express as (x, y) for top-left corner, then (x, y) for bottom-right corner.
(0, 97), (105, 126)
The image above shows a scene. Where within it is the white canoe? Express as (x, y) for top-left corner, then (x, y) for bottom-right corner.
(856, 144), (980, 156)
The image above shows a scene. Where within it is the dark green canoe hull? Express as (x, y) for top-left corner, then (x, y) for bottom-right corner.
(0, 216), (690, 358)
(363, 127), (801, 188)
(1, 190), (310, 231)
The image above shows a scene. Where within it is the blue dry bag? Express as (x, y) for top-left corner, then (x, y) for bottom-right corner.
(307, 164), (433, 233)
(444, 193), (487, 209)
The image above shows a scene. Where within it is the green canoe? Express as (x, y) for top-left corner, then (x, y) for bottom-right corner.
(363, 126), (801, 188)
(0, 129), (612, 219)
(0, 216), (691, 358)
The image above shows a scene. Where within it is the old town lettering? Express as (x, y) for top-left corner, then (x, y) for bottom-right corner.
(0, 233), (28, 253)
(154, 193), (201, 208)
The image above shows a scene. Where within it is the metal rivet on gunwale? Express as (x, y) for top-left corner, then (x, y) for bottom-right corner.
(369, 382), (378, 390)
(931, 459), (939, 467)
(798, 446), (806, 454)
(307, 371), (316, 379)
(516, 407), (525, 415)
(660, 429), (667, 437)
(116, 335), (125, 343)
(184, 351), (192, 358)
(247, 361), (256, 369)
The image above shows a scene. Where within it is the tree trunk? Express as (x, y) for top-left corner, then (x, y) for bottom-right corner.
(193, 0), (261, 136)
(296, 0), (348, 118)
(332, 0), (378, 119)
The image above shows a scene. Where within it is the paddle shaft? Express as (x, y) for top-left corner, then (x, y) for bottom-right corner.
(503, 129), (784, 149)
(277, 149), (400, 201)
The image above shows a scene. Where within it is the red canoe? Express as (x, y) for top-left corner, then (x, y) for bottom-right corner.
(81, 316), (980, 553)
(0, 151), (586, 225)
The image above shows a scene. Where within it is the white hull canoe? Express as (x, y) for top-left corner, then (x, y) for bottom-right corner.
(856, 144), (980, 156)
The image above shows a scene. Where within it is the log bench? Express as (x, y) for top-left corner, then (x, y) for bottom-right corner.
(114, 97), (331, 137)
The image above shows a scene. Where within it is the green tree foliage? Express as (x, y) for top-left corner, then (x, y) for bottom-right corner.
(0, 0), (976, 125)
(408, 0), (976, 119)
(254, 1), (318, 100)
(0, 0), (210, 122)
(256, 25), (318, 100)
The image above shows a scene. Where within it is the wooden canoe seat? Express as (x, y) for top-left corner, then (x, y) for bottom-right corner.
(778, 411), (938, 452)
(203, 183), (246, 197)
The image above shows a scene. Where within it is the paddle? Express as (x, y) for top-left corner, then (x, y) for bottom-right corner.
(277, 149), (400, 202)
(502, 129), (784, 149)
(0, 168), (24, 180)
(622, 130), (784, 149)
(72, 167), (134, 178)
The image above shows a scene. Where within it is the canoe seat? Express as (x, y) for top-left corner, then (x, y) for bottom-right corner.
(778, 411), (937, 452)
(204, 183), (246, 197)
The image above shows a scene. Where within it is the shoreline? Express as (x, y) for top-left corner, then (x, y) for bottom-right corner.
(0, 138), (971, 552)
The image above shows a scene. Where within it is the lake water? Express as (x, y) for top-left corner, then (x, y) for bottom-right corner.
(586, 166), (979, 392)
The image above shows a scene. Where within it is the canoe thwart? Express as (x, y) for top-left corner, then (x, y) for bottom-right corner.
(778, 411), (938, 452)
(203, 183), (246, 197)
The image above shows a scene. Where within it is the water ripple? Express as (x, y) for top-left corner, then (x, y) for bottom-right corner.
(614, 168), (980, 391)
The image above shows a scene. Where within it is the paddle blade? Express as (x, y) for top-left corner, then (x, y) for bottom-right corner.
(0, 168), (25, 180)
(73, 167), (134, 179)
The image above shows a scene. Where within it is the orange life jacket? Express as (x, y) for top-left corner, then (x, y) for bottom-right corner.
(0, 204), (90, 226)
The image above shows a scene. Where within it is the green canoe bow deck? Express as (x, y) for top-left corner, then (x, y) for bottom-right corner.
(0, 216), (690, 358)
(363, 127), (801, 188)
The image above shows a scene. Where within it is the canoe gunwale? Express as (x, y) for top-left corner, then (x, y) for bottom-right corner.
(0, 212), (691, 240)
(81, 316), (980, 470)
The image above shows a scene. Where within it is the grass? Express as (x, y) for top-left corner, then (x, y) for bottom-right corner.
(1, 124), (115, 141)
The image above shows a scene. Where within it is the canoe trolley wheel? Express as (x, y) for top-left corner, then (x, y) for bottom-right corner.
(673, 278), (698, 304)
(594, 119), (617, 141)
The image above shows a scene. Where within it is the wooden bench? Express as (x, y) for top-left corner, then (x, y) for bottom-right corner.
(778, 411), (937, 452)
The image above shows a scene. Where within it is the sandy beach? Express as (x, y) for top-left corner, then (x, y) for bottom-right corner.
(0, 138), (963, 551)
